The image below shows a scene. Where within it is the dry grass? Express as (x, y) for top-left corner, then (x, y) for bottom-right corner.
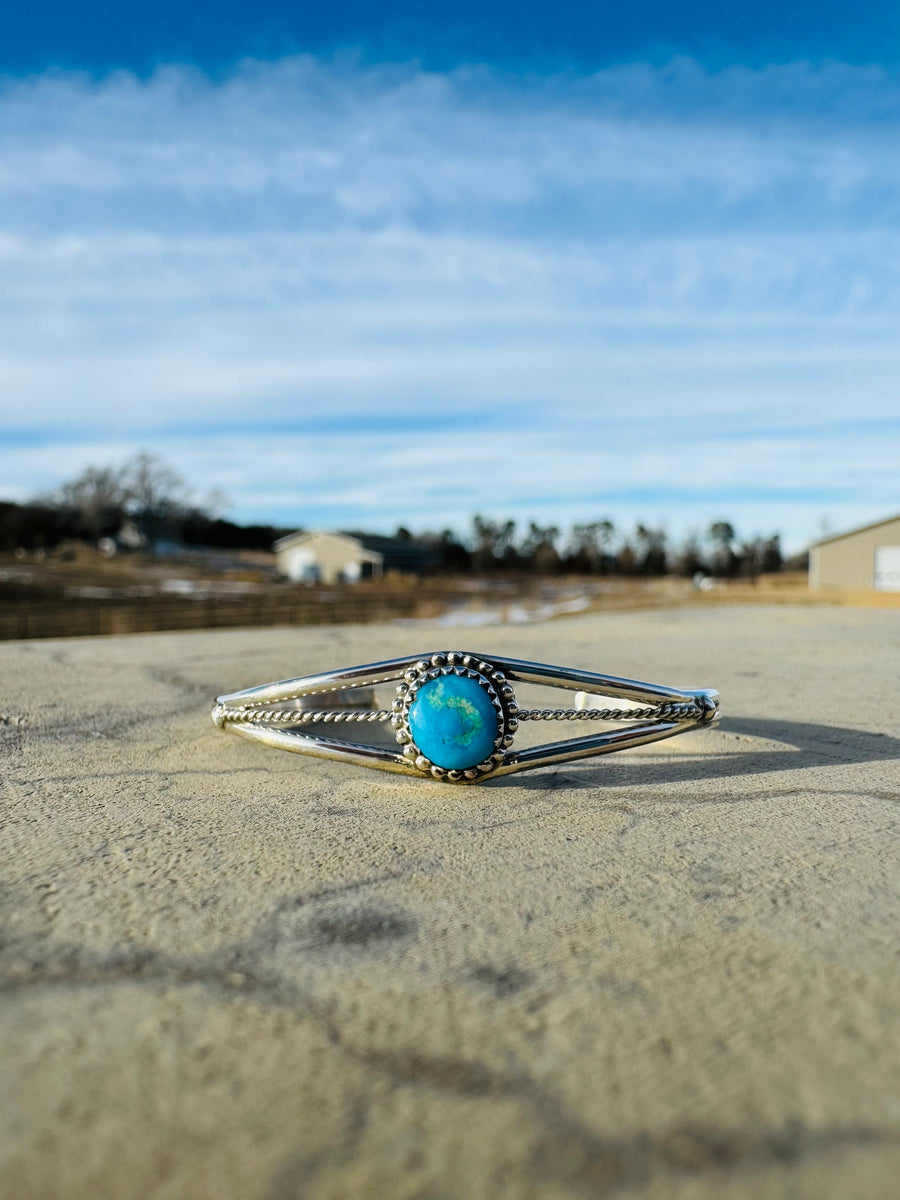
(1, 553), (897, 642)
(687, 573), (900, 610)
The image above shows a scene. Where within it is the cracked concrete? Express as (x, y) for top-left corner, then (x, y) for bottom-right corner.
(2, 605), (899, 1199)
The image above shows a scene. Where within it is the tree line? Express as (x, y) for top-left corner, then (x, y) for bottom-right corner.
(411, 517), (787, 578)
(0, 453), (285, 554)
(1, 454), (793, 578)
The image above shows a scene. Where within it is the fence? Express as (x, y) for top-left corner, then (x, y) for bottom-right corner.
(0, 587), (451, 641)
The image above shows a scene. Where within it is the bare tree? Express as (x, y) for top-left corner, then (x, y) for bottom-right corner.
(201, 488), (230, 521)
(675, 530), (707, 577)
(635, 524), (668, 575)
(472, 516), (517, 573)
(123, 452), (186, 517)
(569, 520), (616, 574)
(121, 453), (189, 540)
(520, 522), (560, 574)
(762, 534), (783, 574)
(738, 533), (784, 579)
(53, 465), (127, 539)
(615, 541), (637, 576)
(707, 520), (738, 577)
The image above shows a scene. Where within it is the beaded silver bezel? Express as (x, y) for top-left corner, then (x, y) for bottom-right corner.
(391, 652), (519, 782)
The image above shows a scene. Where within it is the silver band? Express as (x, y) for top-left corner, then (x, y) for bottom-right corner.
(212, 650), (719, 783)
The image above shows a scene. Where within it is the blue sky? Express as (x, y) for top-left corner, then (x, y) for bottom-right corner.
(1, 4), (899, 550)
(5, 2), (900, 75)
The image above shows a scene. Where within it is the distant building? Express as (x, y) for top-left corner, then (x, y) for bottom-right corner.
(809, 514), (900, 591)
(274, 531), (383, 583)
(273, 530), (435, 584)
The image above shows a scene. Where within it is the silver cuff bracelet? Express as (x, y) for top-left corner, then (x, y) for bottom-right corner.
(212, 650), (720, 784)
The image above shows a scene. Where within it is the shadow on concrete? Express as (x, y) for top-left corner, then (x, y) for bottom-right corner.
(490, 717), (900, 792)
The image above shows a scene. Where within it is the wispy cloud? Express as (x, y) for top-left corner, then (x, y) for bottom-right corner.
(1, 56), (898, 546)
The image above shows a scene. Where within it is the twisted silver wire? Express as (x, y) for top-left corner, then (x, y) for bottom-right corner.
(516, 702), (703, 722)
(215, 701), (703, 727)
(214, 705), (393, 726)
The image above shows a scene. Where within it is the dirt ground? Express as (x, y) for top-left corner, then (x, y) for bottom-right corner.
(2, 605), (899, 1198)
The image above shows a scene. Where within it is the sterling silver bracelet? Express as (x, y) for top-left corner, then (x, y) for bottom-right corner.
(212, 650), (719, 783)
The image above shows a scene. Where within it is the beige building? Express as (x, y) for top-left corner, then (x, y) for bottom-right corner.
(273, 531), (383, 584)
(809, 514), (900, 591)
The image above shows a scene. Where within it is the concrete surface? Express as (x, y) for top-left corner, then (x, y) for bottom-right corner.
(1, 605), (899, 1200)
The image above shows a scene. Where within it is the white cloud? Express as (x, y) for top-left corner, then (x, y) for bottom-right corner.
(0, 55), (898, 549)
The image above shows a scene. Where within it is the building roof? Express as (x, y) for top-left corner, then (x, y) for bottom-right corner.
(273, 529), (360, 553)
(810, 513), (900, 549)
(272, 528), (436, 572)
(342, 531), (437, 572)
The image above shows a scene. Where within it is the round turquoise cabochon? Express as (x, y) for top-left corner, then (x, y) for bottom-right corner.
(407, 674), (499, 770)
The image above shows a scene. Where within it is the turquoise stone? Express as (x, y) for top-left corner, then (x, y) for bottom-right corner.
(408, 674), (499, 770)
